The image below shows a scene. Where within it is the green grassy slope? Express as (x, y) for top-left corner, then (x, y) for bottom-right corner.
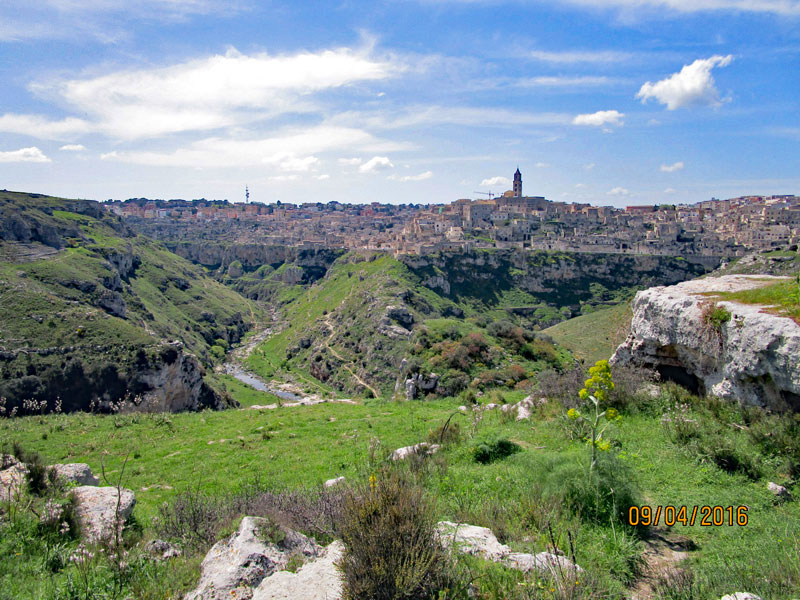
(0, 191), (262, 412)
(543, 302), (634, 365)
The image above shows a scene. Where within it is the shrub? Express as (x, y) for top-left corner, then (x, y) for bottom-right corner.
(536, 366), (586, 407)
(542, 453), (640, 526)
(338, 470), (449, 600)
(472, 438), (521, 464)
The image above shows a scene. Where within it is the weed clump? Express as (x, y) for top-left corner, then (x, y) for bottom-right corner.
(338, 470), (449, 600)
(471, 438), (521, 464)
(542, 453), (640, 526)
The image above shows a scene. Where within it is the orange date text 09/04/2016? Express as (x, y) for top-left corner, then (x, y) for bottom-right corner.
(627, 505), (749, 527)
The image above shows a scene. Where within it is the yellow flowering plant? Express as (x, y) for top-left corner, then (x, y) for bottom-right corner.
(572, 360), (620, 471)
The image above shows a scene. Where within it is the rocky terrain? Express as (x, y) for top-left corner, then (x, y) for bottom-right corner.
(612, 274), (800, 410)
(0, 191), (258, 414)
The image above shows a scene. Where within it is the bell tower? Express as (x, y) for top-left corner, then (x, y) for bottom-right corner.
(513, 167), (522, 197)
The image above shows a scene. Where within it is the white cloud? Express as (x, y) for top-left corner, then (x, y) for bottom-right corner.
(526, 49), (632, 64)
(607, 186), (630, 196)
(479, 176), (511, 187)
(584, 162), (596, 170)
(268, 153), (320, 172)
(19, 47), (395, 141)
(0, 0), (248, 43)
(664, 188), (677, 193)
(575, 183), (588, 188)
(535, 162), (549, 168)
(0, 114), (92, 140)
(660, 161), (685, 172)
(636, 55), (733, 110)
(99, 125), (392, 168)
(388, 170), (433, 181)
(556, 0), (800, 16)
(268, 174), (298, 182)
(359, 156), (394, 173)
(0, 146), (51, 163)
(516, 76), (616, 88)
(333, 105), (571, 130)
(314, 174), (331, 180)
(59, 143), (86, 151)
(572, 110), (625, 127)
(338, 157), (363, 166)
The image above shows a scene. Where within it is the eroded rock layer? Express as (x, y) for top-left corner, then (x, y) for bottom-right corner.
(611, 275), (800, 410)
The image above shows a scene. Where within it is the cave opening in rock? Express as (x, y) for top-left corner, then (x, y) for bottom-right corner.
(656, 364), (703, 395)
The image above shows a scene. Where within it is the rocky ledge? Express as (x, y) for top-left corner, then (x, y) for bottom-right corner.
(611, 275), (800, 410)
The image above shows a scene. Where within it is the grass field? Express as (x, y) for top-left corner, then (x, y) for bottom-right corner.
(2, 376), (799, 599)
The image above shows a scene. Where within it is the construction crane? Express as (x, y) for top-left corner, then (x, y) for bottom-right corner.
(473, 191), (494, 199)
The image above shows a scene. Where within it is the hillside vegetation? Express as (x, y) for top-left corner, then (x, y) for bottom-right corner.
(244, 252), (573, 398)
(0, 191), (261, 413)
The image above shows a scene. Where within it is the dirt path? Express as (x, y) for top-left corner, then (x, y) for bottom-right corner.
(321, 314), (380, 398)
(630, 529), (696, 600)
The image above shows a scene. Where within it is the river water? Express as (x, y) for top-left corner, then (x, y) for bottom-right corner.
(224, 365), (304, 402)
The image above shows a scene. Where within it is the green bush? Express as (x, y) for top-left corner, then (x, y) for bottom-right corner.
(471, 438), (521, 465)
(338, 470), (449, 600)
(541, 453), (640, 526)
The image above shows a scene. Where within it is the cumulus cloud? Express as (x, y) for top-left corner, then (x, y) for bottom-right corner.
(637, 55), (733, 110)
(0, 146), (51, 163)
(314, 174), (331, 180)
(59, 143), (86, 151)
(660, 161), (685, 172)
(338, 157), (363, 166)
(572, 110), (624, 127)
(388, 170), (433, 182)
(11, 47), (395, 141)
(359, 156), (394, 173)
(607, 186), (630, 196)
(479, 176), (511, 187)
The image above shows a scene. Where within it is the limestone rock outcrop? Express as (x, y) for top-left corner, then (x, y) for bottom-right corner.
(611, 275), (800, 410)
(185, 516), (328, 600)
(71, 485), (136, 543)
(436, 521), (582, 575)
(391, 442), (440, 461)
(252, 540), (344, 600)
(50, 463), (99, 487)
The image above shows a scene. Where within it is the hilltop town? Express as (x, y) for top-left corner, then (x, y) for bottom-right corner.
(108, 169), (800, 257)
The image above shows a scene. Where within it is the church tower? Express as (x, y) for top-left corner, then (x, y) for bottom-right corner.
(513, 167), (522, 197)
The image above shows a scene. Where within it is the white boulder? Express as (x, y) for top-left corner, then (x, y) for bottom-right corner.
(185, 517), (323, 600)
(391, 442), (440, 461)
(51, 463), (99, 487)
(71, 485), (136, 543)
(253, 540), (344, 600)
(436, 521), (582, 575)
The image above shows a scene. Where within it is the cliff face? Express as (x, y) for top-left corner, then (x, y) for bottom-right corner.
(401, 250), (719, 321)
(611, 275), (800, 410)
(131, 345), (231, 412)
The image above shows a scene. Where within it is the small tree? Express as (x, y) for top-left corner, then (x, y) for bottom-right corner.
(567, 360), (619, 471)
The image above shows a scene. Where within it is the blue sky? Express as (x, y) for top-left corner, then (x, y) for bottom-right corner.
(0, 0), (798, 206)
